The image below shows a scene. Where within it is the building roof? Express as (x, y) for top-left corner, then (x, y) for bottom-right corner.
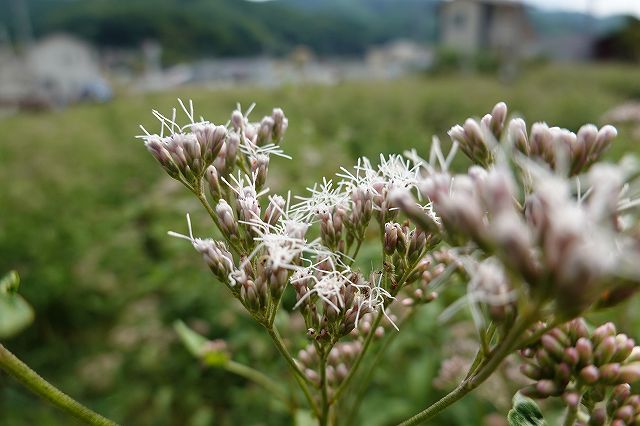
(441, 0), (527, 8)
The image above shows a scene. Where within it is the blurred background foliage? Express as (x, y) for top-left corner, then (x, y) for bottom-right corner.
(2, 64), (640, 425)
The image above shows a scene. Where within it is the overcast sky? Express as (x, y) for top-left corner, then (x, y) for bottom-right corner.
(523, 0), (640, 17)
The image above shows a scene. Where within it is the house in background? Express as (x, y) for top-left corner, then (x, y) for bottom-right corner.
(25, 34), (111, 104)
(0, 33), (111, 111)
(439, 0), (536, 58)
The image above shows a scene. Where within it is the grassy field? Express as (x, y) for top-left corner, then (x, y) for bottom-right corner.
(1, 64), (640, 425)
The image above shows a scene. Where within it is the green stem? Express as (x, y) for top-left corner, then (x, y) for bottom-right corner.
(563, 403), (579, 426)
(345, 308), (416, 424)
(0, 344), (118, 426)
(331, 312), (383, 404)
(396, 303), (542, 426)
(346, 237), (363, 267)
(192, 187), (245, 256)
(319, 353), (329, 426)
(517, 317), (561, 350)
(397, 381), (474, 426)
(224, 360), (289, 404)
(265, 326), (319, 416)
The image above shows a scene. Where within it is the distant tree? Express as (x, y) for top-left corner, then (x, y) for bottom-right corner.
(595, 16), (640, 63)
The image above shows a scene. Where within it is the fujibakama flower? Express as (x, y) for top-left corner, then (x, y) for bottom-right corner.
(337, 157), (379, 192)
(404, 135), (459, 175)
(461, 257), (517, 327)
(353, 273), (398, 331)
(376, 154), (420, 191)
(167, 214), (235, 285)
(292, 177), (351, 223)
(292, 260), (352, 313)
(139, 99), (227, 182)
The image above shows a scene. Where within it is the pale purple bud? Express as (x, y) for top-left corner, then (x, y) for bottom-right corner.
(567, 318), (590, 343)
(590, 407), (607, 425)
(263, 195), (285, 226)
(251, 154), (269, 190)
(609, 384), (631, 413)
(231, 110), (244, 130)
(336, 363), (348, 380)
(305, 368), (320, 385)
(298, 349), (311, 366)
(192, 123), (226, 164)
(536, 379), (562, 397)
(593, 125), (617, 156)
(576, 338), (594, 366)
(593, 323), (617, 347)
(145, 136), (180, 178)
(223, 133), (240, 175)
(612, 335), (635, 363)
(509, 118), (529, 155)
(490, 102), (508, 138)
(614, 405), (634, 423)
(271, 108), (288, 142)
(205, 166), (222, 200)
(626, 347), (640, 363)
(563, 391), (580, 408)
(563, 347), (579, 366)
(595, 336), (617, 365)
(216, 199), (238, 237)
(520, 363), (543, 380)
(580, 365), (600, 384)
(383, 222), (399, 255)
(600, 363), (621, 384)
(257, 116), (275, 146)
(618, 363), (640, 384)
(241, 280), (260, 311)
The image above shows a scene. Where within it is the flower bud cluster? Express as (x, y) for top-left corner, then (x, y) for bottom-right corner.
(297, 341), (362, 390)
(231, 106), (288, 147)
(142, 114), (227, 186)
(400, 249), (458, 307)
(448, 102), (507, 167)
(448, 102), (617, 176)
(293, 265), (375, 341)
(519, 319), (640, 424)
(591, 384), (640, 426)
(512, 121), (617, 176)
(411, 139), (640, 317)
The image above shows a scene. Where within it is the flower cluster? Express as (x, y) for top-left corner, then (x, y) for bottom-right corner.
(141, 100), (640, 426)
(397, 103), (640, 321)
(520, 319), (640, 425)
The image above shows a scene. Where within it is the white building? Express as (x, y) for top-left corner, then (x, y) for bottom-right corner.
(439, 0), (535, 57)
(25, 34), (110, 104)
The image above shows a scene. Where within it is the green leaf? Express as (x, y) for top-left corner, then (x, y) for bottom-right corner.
(0, 271), (34, 338)
(294, 409), (315, 426)
(0, 271), (20, 294)
(173, 320), (229, 366)
(508, 393), (546, 426)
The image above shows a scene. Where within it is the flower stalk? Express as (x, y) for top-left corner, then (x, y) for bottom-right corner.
(0, 344), (117, 426)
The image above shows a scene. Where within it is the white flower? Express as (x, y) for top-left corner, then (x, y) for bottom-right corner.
(404, 136), (459, 175)
(137, 98), (209, 139)
(377, 154), (420, 191)
(239, 137), (292, 162)
(167, 214), (236, 284)
(292, 259), (351, 313)
(292, 177), (351, 222)
(353, 273), (398, 331)
(221, 171), (270, 201)
(238, 193), (332, 273)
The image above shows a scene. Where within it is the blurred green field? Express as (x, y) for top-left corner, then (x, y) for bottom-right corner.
(2, 64), (640, 425)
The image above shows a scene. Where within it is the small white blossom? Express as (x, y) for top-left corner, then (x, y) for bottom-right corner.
(292, 177), (350, 222)
(353, 273), (398, 331)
